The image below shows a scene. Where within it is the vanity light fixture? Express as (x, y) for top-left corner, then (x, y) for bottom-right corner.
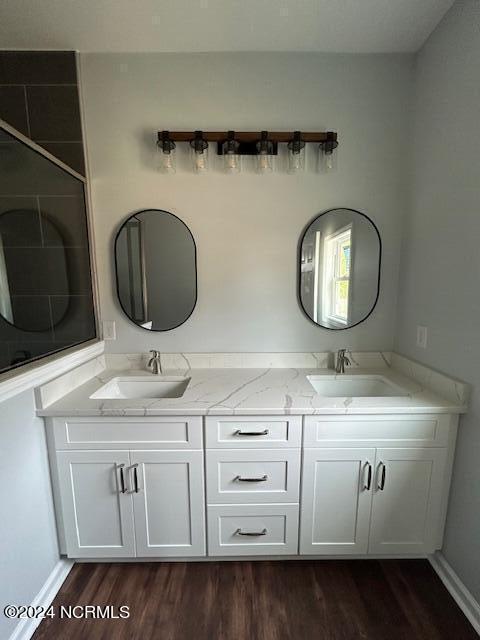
(256, 131), (275, 173)
(221, 131), (241, 174)
(157, 131), (176, 173)
(190, 130), (209, 173)
(156, 131), (338, 173)
(318, 131), (338, 173)
(287, 131), (306, 174)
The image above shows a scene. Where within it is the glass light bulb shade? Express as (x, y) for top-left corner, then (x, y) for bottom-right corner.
(224, 151), (241, 174)
(157, 146), (176, 174)
(191, 146), (209, 173)
(256, 152), (274, 173)
(318, 144), (338, 173)
(288, 146), (305, 174)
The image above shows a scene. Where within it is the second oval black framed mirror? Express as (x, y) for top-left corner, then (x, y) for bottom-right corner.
(299, 208), (381, 330)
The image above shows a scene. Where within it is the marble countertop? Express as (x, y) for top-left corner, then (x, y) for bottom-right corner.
(36, 363), (468, 417)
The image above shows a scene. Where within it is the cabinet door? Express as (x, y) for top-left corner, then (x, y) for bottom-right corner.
(57, 450), (135, 558)
(369, 448), (447, 555)
(131, 450), (206, 557)
(300, 448), (375, 555)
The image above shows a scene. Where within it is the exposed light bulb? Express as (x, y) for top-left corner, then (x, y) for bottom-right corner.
(287, 132), (305, 174)
(256, 131), (274, 173)
(157, 131), (176, 173)
(318, 133), (338, 173)
(190, 131), (209, 173)
(222, 132), (241, 174)
(194, 151), (207, 172)
(258, 152), (272, 173)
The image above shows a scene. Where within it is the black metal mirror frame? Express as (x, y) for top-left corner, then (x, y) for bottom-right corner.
(298, 207), (382, 331)
(114, 209), (197, 332)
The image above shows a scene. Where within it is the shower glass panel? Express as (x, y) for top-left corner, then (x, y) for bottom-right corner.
(0, 122), (97, 374)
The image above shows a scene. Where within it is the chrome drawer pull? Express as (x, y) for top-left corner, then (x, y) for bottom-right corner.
(235, 528), (267, 537)
(234, 475), (268, 483)
(233, 429), (269, 436)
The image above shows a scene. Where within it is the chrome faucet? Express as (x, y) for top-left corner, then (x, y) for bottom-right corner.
(148, 350), (162, 375)
(335, 349), (351, 374)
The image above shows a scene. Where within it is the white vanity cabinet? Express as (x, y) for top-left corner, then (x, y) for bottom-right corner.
(300, 414), (457, 556)
(47, 417), (206, 559)
(46, 411), (458, 560)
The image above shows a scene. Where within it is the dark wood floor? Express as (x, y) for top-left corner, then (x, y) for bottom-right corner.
(33, 560), (477, 640)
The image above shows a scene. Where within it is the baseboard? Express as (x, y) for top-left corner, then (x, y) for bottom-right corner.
(429, 552), (480, 636)
(8, 559), (74, 640)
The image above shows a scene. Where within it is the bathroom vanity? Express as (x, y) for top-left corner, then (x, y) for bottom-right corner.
(36, 352), (468, 562)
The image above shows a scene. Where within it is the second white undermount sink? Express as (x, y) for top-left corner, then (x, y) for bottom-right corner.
(307, 375), (409, 398)
(90, 376), (190, 400)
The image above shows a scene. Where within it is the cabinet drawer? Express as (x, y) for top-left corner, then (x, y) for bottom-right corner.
(205, 416), (302, 448)
(304, 415), (451, 448)
(206, 449), (300, 503)
(207, 504), (299, 556)
(51, 416), (203, 449)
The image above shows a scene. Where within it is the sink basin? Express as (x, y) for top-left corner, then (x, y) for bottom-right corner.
(307, 375), (409, 398)
(90, 376), (190, 400)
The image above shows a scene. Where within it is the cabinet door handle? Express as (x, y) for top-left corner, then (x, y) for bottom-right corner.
(233, 429), (269, 436)
(377, 462), (386, 491)
(234, 528), (267, 537)
(117, 463), (126, 494)
(363, 462), (372, 491)
(234, 475), (268, 483)
(133, 464), (139, 493)
(127, 463), (140, 493)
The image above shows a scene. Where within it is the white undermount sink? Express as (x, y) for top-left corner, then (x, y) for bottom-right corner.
(90, 376), (190, 400)
(307, 375), (409, 398)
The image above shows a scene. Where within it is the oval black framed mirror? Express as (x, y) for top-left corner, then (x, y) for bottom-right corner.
(115, 209), (197, 331)
(299, 208), (381, 330)
(0, 208), (69, 332)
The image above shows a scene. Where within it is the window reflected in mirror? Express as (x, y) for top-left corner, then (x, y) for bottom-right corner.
(299, 208), (380, 330)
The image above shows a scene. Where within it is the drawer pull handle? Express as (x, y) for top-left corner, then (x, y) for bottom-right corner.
(117, 464), (126, 494)
(233, 429), (269, 436)
(235, 528), (267, 537)
(234, 475), (268, 483)
(363, 462), (372, 491)
(377, 462), (386, 491)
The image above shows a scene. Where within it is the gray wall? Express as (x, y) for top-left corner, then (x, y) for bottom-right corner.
(0, 390), (60, 640)
(396, 0), (480, 601)
(81, 52), (413, 352)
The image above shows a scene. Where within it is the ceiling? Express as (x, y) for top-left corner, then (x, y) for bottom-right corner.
(0, 0), (454, 54)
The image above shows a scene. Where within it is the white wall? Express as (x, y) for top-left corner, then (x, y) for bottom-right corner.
(396, 0), (480, 601)
(0, 390), (60, 639)
(81, 52), (413, 352)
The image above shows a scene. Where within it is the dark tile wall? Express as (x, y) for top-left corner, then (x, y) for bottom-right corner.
(0, 51), (85, 175)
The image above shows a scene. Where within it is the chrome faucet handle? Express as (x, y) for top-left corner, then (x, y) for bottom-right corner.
(148, 350), (162, 374)
(335, 348), (351, 373)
